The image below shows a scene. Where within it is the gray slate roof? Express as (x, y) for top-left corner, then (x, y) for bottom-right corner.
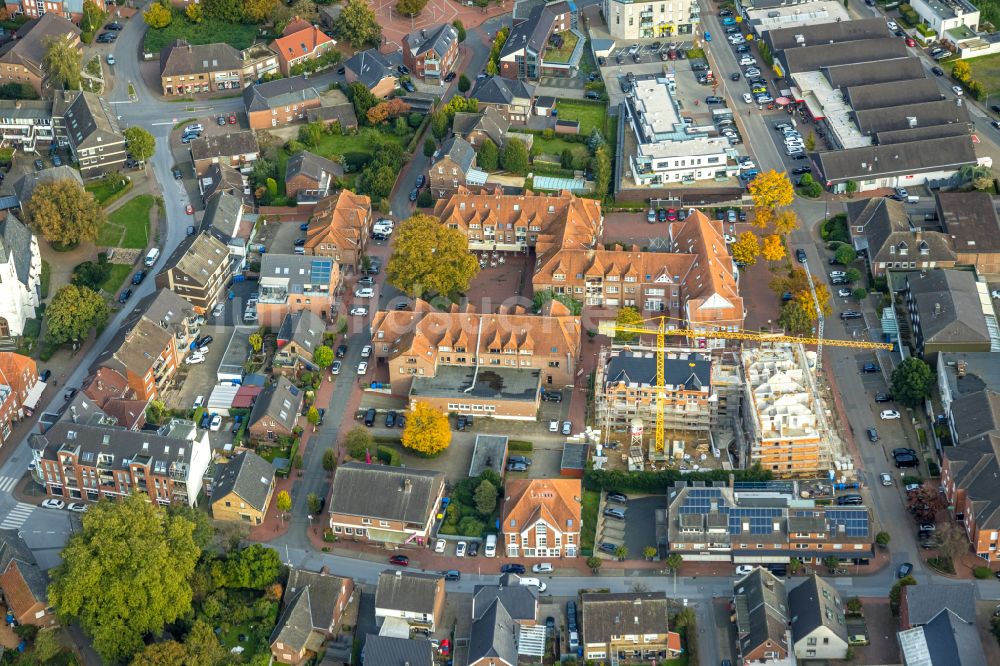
(269, 585), (316, 652)
(824, 57), (927, 88)
(277, 309), (326, 356)
(0, 529), (46, 605)
(904, 583), (976, 626)
(788, 574), (847, 645)
(344, 49), (396, 90)
(160, 40), (241, 78)
(950, 389), (1000, 444)
(14, 165), (83, 205)
(285, 150), (343, 184)
(581, 592), (669, 640)
(191, 131), (259, 162)
(604, 352), (711, 392)
(766, 16), (889, 51)
(472, 582), (537, 622)
(906, 269), (989, 346)
(375, 570), (441, 614)
(735, 568), (789, 658)
(469, 75), (536, 105)
(211, 450), (273, 512)
(468, 597), (518, 666)
(815, 136), (977, 183)
(29, 421), (198, 473)
(404, 23), (458, 58)
(204, 190), (244, 242)
(0, 13), (79, 76)
(243, 76), (320, 113)
(61, 91), (123, 151)
(202, 163), (246, 203)
(854, 99), (970, 135)
(845, 79), (943, 111)
(363, 635), (434, 666)
(500, 2), (558, 58)
(0, 213), (34, 287)
(899, 609), (988, 666)
(439, 136), (476, 173)
(330, 463), (444, 525)
(248, 376), (304, 434)
(782, 38), (907, 74)
(937, 191), (1000, 254)
(849, 197), (955, 268)
(452, 107), (510, 147)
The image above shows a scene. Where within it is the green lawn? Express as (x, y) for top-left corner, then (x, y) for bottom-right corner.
(143, 11), (259, 53)
(951, 52), (1000, 95)
(556, 99), (608, 137)
(546, 30), (579, 63)
(275, 131), (410, 195)
(99, 264), (133, 295)
(86, 178), (130, 205)
(532, 136), (589, 158)
(99, 194), (153, 249)
(581, 489), (599, 554)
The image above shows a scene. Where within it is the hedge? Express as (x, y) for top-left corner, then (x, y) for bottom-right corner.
(377, 445), (401, 466)
(584, 465), (772, 493)
(509, 440), (533, 452)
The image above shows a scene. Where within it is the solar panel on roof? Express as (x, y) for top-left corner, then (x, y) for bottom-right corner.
(310, 258), (332, 284)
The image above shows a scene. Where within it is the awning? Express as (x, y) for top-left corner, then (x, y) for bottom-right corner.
(775, 97), (792, 106)
(802, 92), (825, 120)
(23, 381), (46, 411)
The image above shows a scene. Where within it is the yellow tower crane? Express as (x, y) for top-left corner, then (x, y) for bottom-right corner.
(597, 317), (893, 455)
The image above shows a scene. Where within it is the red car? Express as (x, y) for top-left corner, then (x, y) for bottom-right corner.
(440, 638), (451, 655)
(905, 37), (916, 47)
(228, 113), (237, 124)
(666, 208), (677, 221)
(389, 554), (409, 566)
(185, 203), (194, 215)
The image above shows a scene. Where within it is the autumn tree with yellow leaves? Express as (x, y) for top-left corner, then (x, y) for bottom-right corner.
(761, 234), (786, 262)
(748, 170), (800, 240)
(402, 402), (452, 456)
(730, 231), (760, 266)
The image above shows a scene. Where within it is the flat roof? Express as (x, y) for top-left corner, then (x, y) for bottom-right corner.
(470, 434), (509, 477)
(631, 77), (682, 141)
(794, 70), (871, 149)
(561, 442), (589, 470)
(218, 326), (253, 380)
(410, 366), (541, 402)
(746, 0), (849, 33)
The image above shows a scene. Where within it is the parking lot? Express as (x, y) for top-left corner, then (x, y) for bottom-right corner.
(161, 324), (236, 412)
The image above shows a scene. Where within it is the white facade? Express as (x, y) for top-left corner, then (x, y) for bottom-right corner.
(183, 429), (213, 507)
(0, 230), (40, 337)
(793, 626), (849, 660)
(602, 0), (700, 39)
(504, 517), (580, 558)
(911, 0), (979, 39)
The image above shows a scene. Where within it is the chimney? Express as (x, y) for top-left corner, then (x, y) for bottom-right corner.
(914, 227), (922, 241)
(402, 478), (412, 492)
(70, 406), (78, 422)
(957, 360), (967, 378)
(14, 100), (20, 109)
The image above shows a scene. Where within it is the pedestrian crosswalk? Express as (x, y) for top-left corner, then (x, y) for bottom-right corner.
(0, 475), (17, 493)
(0, 502), (34, 530)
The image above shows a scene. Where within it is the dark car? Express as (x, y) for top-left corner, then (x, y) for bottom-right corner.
(39, 369), (51, 382)
(385, 411), (396, 428)
(545, 616), (555, 633)
(792, 166), (812, 175)
(467, 541), (479, 557)
(875, 392), (893, 402)
(402, 80), (415, 93)
(730, 72), (740, 81)
(397, 414), (406, 429)
(657, 208), (667, 222)
(231, 414), (243, 434)
(866, 427), (879, 442)
(34, 159), (44, 171)
(389, 555), (409, 566)
(509, 455), (532, 466)
(597, 56), (606, 66)
(131, 270), (146, 285)
(607, 492), (628, 504)
(199, 411), (211, 428)
(836, 494), (864, 506)
(840, 311), (863, 320)
(862, 363), (880, 373)
(186, 225), (196, 236)
(585, 90), (600, 100)
(567, 601), (577, 629)
(444, 71), (456, 82)
(409, 189), (419, 202)
(795, 248), (807, 263)
(894, 454), (919, 468)
(415, 174), (426, 188)
(541, 390), (562, 402)
(501, 563), (526, 574)
(397, 64), (409, 75)
(598, 542), (617, 554)
(444, 570), (461, 581)
(172, 166), (183, 180)
(197, 335), (213, 347)
(897, 562), (913, 578)
(364, 408), (376, 427)
(790, 153), (808, 160)
(893, 447), (917, 457)
(932, 65), (945, 76)
(293, 237), (307, 247)
(63, 388), (77, 401)
(118, 289), (132, 304)
(705, 95), (724, 104)
(456, 414), (467, 431)
(336, 344), (348, 358)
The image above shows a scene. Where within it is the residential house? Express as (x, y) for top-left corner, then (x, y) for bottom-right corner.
(274, 310), (327, 372)
(788, 574), (849, 660)
(498, 2), (573, 80)
(343, 49), (398, 98)
(270, 567), (355, 665)
(243, 76), (323, 130)
(374, 570), (446, 632)
(468, 76), (535, 125)
(0, 530), (53, 627)
(328, 462), (445, 545)
(848, 197), (956, 277)
(580, 592), (682, 663)
(4, 0), (106, 24)
(239, 43), (281, 83)
(501, 478), (581, 558)
(370, 298), (581, 407)
(472, 578), (538, 627)
(667, 481), (874, 564)
(271, 24), (336, 76)
(159, 40), (242, 96)
(154, 232), (233, 315)
(52, 90), (126, 177)
(190, 130), (260, 178)
(897, 608), (988, 666)
(452, 107), (510, 149)
(910, 0), (979, 40)
(95, 289), (200, 401)
(80, 367), (146, 431)
(0, 352), (39, 445)
(0, 99), (55, 150)
(203, 190), (247, 262)
(362, 635), (434, 666)
(200, 162), (247, 202)
(306, 98), (359, 131)
(900, 583), (976, 630)
(0, 213), (41, 337)
(937, 191), (1000, 275)
(247, 376), (304, 444)
(402, 23), (459, 80)
(733, 567), (791, 665)
(210, 450), (275, 525)
(257, 254), (341, 327)
(468, 596), (519, 666)
(937, 351), (1000, 422)
(429, 136), (483, 197)
(29, 419), (212, 506)
(304, 190), (372, 272)
(14, 165), (81, 208)
(0, 13), (80, 95)
(901, 269), (991, 363)
(285, 151), (343, 202)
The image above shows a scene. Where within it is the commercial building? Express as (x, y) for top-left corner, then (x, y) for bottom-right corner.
(257, 254), (340, 327)
(501, 478), (581, 558)
(580, 592), (682, 662)
(29, 420), (212, 506)
(159, 40), (242, 96)
(744, 0), (848, 35)
(154, 232), (234, 315)
(0, 213), (41, 337)
(667, 480), (873, 564)
(304, 190), (372, 272)
(602, 0), (698, 39)
(742, 345), (827, 477)
(209, 450), (275, 525)
(0, 13), (80, 95)
(190, 130), (260, 178)
(402, 24), (459, 80)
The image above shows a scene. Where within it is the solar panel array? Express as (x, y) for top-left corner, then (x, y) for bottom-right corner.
(310, 259), (333, 284)
(824, 508), (871, 537)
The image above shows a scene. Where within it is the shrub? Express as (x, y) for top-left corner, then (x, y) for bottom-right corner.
(975, 566), (992, 579)
(376, 445), (401, 466)
(457, 516), (485, 536)
(508, 440), (533, 452)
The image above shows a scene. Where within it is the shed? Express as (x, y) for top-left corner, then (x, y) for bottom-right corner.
(232, 384), (263, 409)
(560, 442), (589, 478)
(469, 434), (508, 478)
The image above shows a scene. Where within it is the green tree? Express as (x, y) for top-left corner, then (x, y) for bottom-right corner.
(417, 189), (433, 207)
(183, 619), (226, 666)
(387, 213), (479, 298)
(846, 597), (864, 615)
(48, 494), (200, 663)
(474, 479), (498, 515)
(423, 136), (436, 158)
(222, 545), (280, 589)
(613, 306), (644, 342)
(642, 546), (657, 561)
(307, 493), (322, 516)
(344, 425), (374, 459)
(42, 35), (82, 90)
(477, 139), (499, 171)
(890, 357), (934, 407)
(834, 245), (857, 265)
(124, 126), (156, 162)
(322, 448), (337, 473)
(25, 179), (104, 247)
(46, 285), (109, 345)
(143, 1), (172, 28)
(875, 531), (891, 548)
(335, 0), (382, 47)
(664, 552), (683, 573)
(453, 20), (466, 42)
(845, 180), (858, 196)
(614, 545), (628, 561)
(805, 131), (816, 151)
(131, 641), (187, 666)
(396, 0), (429, 16)
(587, 128), (606, 152)
(298, 121), (323, 147)
(845, 267), (861, 284)
(71, 259), (110, 290)
(500, 137), (529, 175)
(458, 73), (471, 92)
(313, 345), (334, 369)
(778, 300), (813, 336)
(146, 400), (169, 425)
(184, 2), (202, 22)
(431, 110), (449, 140)
(201, 0), (244, 22)
(32, 628), (63, 663)
(591, 145), (612, 198)
(586, 556), (602, 573)
(560, 148), (574, 169)
(168, 505), (214, 552)
(307, 406), (320, 426)
(822, 556), (840, 572)
(81, 0), (106, 33)
(889, 575), (917, 614)
(348, 82), (379, 124)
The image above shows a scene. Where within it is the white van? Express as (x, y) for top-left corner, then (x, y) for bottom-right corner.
(484, 534), (497, 558)
(144, 247), (160, 267)
(518, 577), (547, 593)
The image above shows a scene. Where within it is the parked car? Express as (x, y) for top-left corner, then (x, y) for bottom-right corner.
(67, 502), (88, 512)
(467, 541), (479, 557)
(875, 393), (893, 402)
(862, 363), (880, 373)
(385, 411), (396, 428)
(880, 410), (901, 420)
(444, 570), (461, 581)
(389, 555), (409, 566)
(435, 539), (447, 553)
(364, 408), (376, 427)
(897, 562), (913, 578)
(41, 499), (65, 509)
(795, 248), (807, 263)
(603, 507), (626, 520)
(500, 563), (526, 574)
(357, 361), (368, 375)
(209, 414), (222, 431)
(330, 360), (341, 375)
(561, 420), (572, 435)
(131, 270), (146, 285)
(598, 542), (617, 554)
(455, 541), (467, 557)
(607, 492), (628, 504)
(866, 427), (879, 442)
(336, 344), (348, 358)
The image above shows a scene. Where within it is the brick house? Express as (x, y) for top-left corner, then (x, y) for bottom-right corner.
(429, 136), (480, 197)
(733, 568), (790, 665)
(154, 232), (233, 315)
(271, 24), (336, 76)
(402, 23), (459, 80)
(343, 49), (398, 98)
(159, 40), (242, 96)
(0, 530), (54, 627)
(257, 254), (341, 327)
(328, 463), (445, 545)
(501, 478), (582, 558)
(190, 130), (259, 178)
(452, 107), (510, 149)
(247, 376), (304, 444)
(242, 76), (323, 130)
(375, 570), (446, 632)
(498, 2), (571, 80)
(0, 352), (39, 445)
(285, 151), (343, 202)
(468, 76), (535, 125)
(4, 0), (105, 24)
(0, 13), (80, 95)
(274, 310), (327, 373)
(304, 190), (372, 273)
(580, 593), (682, 663)
(209, 450), (275, 525)
(270, 567), (356, 665)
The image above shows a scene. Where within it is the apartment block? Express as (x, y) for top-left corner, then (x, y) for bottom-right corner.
(154, 232), (233, 315)
(0, 100), (55, 150)
(304, 190), (372, 272)
(29, 420), (212, 506)
(159, 40), (242, 95)
(257, 254), (340, 327)
(602, 0), (700, 39)
(0, 352), (39, 445)
(580, 593), (682, 663)
(0, 13), (80, 95)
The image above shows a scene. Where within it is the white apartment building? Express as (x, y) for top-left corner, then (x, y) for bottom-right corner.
(911, 0), (979, 40)
(602, 0), (700, 39)
(0, 215), (40, 337)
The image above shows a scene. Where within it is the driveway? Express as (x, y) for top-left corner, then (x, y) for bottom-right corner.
(622, 496), (662, 558)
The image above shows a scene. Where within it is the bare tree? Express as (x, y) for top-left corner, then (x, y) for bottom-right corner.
(936, 522), (969, 566)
